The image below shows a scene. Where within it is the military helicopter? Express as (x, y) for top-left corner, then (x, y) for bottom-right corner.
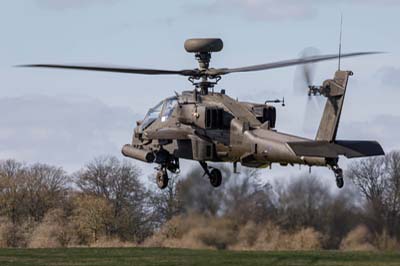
(20, 38), (384, 189)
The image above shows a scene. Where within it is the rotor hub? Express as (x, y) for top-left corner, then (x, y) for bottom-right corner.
(184, 38), (224, 95)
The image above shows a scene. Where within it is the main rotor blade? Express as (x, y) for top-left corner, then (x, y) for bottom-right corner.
(213, 51), (383, 75)
(18, 64), (197, 76)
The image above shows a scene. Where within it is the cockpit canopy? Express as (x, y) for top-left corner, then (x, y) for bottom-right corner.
(141, 97), (177, 130)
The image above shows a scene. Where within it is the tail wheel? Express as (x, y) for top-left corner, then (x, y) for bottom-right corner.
(209, 168), (222, 187)
(334, 168), (344, 189)
(156, 169), (169, 189)
(336, 177), (344, 189)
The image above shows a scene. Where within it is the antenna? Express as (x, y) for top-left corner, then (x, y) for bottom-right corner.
(338, 13), (343, 70)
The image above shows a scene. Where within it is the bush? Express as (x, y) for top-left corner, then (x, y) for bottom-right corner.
(235, 221), (259, 248)
(0, 217), (12, 248)
(145, 214), (323, 251)
(144, 214), (237, 250)
(191, 218), (237, 250)
(233, 223), (322, 251)
(340, 225), (376, 251)
(291, 228), (322, 250)
(0, 217), (31, 248)
(374, 230), (400, 251)
(29, 209), (75, 248)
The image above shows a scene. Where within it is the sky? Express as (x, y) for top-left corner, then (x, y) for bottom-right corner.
(0, 0), (399, 181)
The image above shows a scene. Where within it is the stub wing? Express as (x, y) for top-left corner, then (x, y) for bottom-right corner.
(287, 140), (385, 159)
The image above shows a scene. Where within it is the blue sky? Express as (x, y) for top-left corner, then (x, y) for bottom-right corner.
(0, 0), (399, 178)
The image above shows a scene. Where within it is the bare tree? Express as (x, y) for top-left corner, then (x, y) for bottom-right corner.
(274, 174), (361, 248)
(384, 152), (400, 237)
(222, 167), (275, 224)
(149, 175), (183, 226)
(75, 156), (150, 242)
(347, 151), (400, 237)
(25, 163), (69, 222)
(175, 165), (230, 216)
(0, 160), (28, 224)
(275, 175), (330, 230)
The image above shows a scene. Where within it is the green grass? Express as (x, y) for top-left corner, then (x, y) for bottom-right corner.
(0, 248), (399, 266)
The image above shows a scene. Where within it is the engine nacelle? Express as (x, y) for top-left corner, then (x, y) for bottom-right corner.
(177, 104), (232, 129)
(242, 103), (276, 128)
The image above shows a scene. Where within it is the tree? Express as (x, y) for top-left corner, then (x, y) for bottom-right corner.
(175, 165), (230, 216)
(0, 160), (28, 224)
(149, 174), (183, 226)
(73, 195), (113, 243)
(275, 175), (330, 230)
(222, 167), (275, 224)
(274, 174), (361, 248)
(75, 156), (150, 242)
(348, 152), (400, 238)
(25, 163), (69, 222)
(384, 152), (400, 237)
(0, 160), (69, 224)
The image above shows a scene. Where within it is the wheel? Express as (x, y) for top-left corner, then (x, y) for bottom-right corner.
(334, 168), (343, 178)
(209, 168), (222, 187)
(156, 170), (169, 189)
(333, 167), (344, 189)
(336, 177), (344, 189)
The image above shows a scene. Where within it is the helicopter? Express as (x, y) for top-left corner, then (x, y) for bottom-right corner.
(20, 38), (384, 189)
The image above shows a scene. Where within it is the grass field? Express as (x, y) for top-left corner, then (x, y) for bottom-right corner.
(0, 248), (399, 266)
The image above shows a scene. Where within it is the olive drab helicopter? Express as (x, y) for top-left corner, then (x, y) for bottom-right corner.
(20, 38), (384, 189)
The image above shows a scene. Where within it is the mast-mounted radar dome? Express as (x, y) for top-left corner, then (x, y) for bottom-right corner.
(184, 38), (223, 53)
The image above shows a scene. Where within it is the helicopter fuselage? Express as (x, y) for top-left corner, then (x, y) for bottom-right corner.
(124, 90), (326, 170)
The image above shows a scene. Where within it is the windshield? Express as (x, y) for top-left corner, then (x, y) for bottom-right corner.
(141, 101), (163, 129)
(161, 97), (177, 122)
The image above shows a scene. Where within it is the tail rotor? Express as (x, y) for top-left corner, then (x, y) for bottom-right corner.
(294, 47), (325, 132)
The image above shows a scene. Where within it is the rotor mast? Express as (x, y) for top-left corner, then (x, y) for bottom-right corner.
(196, 52), (213, 94)
(184, 38), (223, 95)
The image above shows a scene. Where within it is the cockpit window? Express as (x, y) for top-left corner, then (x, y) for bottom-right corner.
(161, 97), (177, 122)
(141, 101), (163, 129)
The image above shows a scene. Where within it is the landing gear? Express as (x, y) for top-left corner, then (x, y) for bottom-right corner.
(156, 168), (169, 189)
(332, 165), (344, 189)
(327, 159), (344, 189)
(200, 161), (222, 188)
(154, 150), (180, 189)
(336, 176), (344, 189)
(209, 168), (222, 187)
(155, 149), (180, 174)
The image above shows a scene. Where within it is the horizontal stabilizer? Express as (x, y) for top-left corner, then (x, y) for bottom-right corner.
(287, 140), (384, 159)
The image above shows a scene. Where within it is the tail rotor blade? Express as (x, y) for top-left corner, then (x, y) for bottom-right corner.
(294, 47), (320, 95)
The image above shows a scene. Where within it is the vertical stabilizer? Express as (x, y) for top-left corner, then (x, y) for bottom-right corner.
(316, 70), (352, 142)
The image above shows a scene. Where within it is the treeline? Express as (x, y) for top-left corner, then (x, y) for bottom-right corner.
(0, 152), (399, 250)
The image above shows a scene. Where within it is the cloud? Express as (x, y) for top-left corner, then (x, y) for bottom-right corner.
(184, 0), (400, 22)
(185, 0), (317, 22)
(34, 0), (121, 10)
(0, 94), (139, 171)
(376, 66), (400, 88)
